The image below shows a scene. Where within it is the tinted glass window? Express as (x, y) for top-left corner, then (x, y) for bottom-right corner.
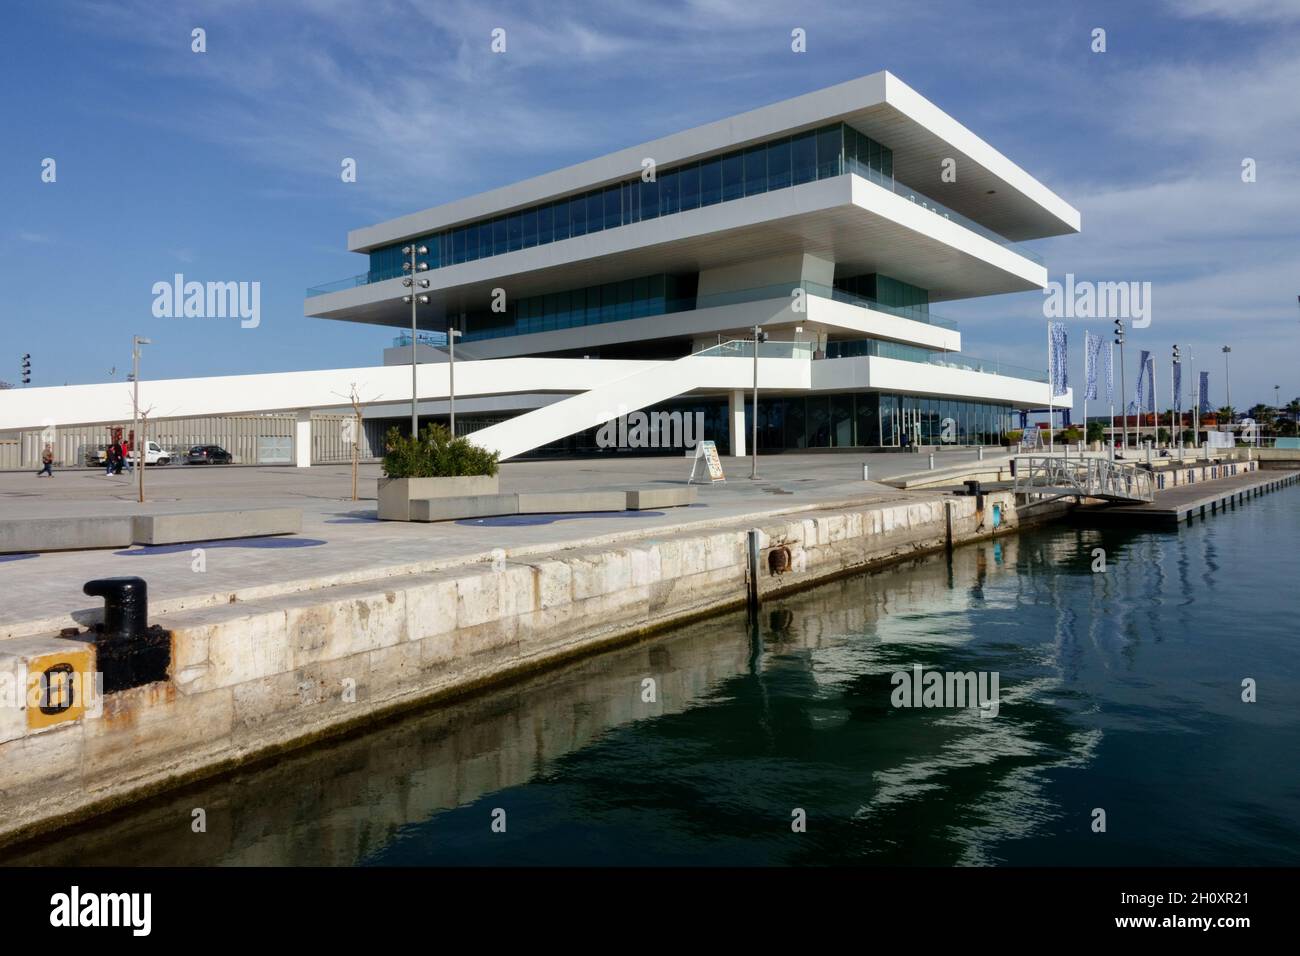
(743, 145), (767, 196)
(603, 185), (621, 230)
(586, 192), (603, 233)
(679, 163), (699, 210)
(537, 204), (552, 244)
(622, 181), (640, 223)
(816, 125), (842, 179)
(569, 195), (587, 236)
(767, 138), (791, 190)
(640, 176), (659, 220)
(721, 153), (744, 201)
(659, 169), (679, 216)
(699, 157), (722, 205)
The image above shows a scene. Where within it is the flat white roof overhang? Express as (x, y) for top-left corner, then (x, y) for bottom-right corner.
(347, 71), (1078, 252)
(307, 174), (1047, 329)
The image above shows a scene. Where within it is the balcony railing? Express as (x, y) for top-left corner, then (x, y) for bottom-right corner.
(921, 352), (1048, 383)
(390, 331), (448, 349)
(693, 339), (815, 360)
(307, 272), (373, 297)
(694, 335), (1047, 384)
(845, 157), (1046, 266)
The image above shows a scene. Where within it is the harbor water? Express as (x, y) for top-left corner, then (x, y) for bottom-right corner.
(7, 486), (1299, 866)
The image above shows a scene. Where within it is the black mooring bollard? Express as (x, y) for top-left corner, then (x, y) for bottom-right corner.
(83, 576), (170, 694)
(83, 577), (149, 643)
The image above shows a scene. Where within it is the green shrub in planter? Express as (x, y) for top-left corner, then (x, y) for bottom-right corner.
(382, 425), (499, 479)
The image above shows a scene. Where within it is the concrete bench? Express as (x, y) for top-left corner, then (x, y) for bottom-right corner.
(131, 508), (302, 545)
(625, 487), (697, 510)
(410, 494), (520, 522)
(0, 516), (134, 554)
(410, 490), (632, 522)
(517, 491), (626, 514)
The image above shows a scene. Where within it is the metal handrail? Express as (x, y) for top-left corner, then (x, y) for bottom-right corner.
(1013, 455), (1154, 503)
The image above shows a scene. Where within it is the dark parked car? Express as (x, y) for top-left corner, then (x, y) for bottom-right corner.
(186, 444), (233, 465)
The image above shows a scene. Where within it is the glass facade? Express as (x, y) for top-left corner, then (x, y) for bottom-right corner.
(365, 124), (892, 284)
(463, 274), (698, 341)
(448, 390), (1013, 458)
(750, 392), (1012, 450)
(834, 274), (930, 323)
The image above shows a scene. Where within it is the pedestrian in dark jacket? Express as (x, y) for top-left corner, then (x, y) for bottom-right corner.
(37, 444), (54, 477)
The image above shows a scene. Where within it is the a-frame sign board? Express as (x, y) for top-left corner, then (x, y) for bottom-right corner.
(687, 440), (726, 484)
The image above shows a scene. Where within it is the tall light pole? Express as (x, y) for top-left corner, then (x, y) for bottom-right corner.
(1113, 318), (1127, 448)
(402, 244), (430, 437)
(1171, 344), (1181, 449)
(750, 325), (768, 479)
(448, 324), (462, 437)
(132, 335), (151, 503)
(1222, 346), (1232, 422)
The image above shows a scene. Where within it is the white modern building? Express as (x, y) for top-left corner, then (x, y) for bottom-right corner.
(305, 70), (1077, 458)
(0, 72), (1076, 466)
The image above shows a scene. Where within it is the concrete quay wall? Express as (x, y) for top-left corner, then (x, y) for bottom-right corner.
(0, 488), (1052, 847)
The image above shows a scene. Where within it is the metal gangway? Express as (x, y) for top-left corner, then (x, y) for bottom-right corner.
(1013, 455), (1154, 504)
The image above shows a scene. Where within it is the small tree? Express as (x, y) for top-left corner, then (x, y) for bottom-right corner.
(1086, 420), (1106, 445)
(333, 383), (381, 502)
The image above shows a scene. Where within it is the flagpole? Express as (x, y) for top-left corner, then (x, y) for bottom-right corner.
(1109, 341), (1115, 457)
(1048, 323), (1054, 455)
(1082, 351), (1088, 456)
(1151, 354), (1158, 449)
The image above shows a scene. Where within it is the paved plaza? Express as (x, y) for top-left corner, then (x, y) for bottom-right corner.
(0, 450), (996, 637)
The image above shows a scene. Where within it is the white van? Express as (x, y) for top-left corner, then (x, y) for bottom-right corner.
(127, 441), (172, 466)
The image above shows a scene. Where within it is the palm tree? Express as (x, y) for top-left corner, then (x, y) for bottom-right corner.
(1216, 405), (1235, 423)
(1248, 404), (1278, 434)
(1286, 399), (1300, 436)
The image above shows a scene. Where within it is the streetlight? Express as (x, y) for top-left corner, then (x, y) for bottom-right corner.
(1222, 346), (1232, 421)
(1171, 344), (1181, 449)
(750, 324), (768, 479)
(132, 335), (151, 504)
(1113, 318), (1127, 448)
(447, 324), (463, 437)
(401, 245), (430, 437)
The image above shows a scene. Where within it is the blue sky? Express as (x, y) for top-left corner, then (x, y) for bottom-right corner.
(2, 0), (1298, 414)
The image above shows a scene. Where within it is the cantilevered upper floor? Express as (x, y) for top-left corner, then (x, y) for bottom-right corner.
(305, 71), (1079, 352)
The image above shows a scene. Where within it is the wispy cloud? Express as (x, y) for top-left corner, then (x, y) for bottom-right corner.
(1166, 0), (1300, 24)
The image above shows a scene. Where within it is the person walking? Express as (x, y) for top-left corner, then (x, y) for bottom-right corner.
(37, 444), (54, 477)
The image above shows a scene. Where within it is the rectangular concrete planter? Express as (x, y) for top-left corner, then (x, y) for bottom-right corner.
(378, 475), (500, 521)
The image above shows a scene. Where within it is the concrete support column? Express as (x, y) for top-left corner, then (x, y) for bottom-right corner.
(729, 390), (746, 458)
(295, 409), (312, 468)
